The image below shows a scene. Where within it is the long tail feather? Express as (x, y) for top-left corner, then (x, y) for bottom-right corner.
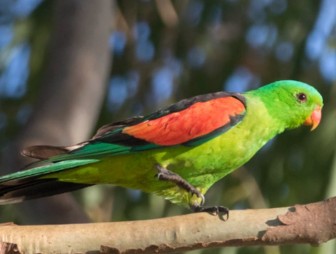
(0, 180), (91, 204)
(0, 159), (98, 204)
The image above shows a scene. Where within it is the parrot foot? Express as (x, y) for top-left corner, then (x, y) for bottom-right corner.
(191, 205), (229, 219)
(155, 164), (205, 205)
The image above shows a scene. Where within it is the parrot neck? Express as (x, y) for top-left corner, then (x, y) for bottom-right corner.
(243, 92), (288, 139)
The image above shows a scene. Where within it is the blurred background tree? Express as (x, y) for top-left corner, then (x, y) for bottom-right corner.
(0, 0), (335, 253)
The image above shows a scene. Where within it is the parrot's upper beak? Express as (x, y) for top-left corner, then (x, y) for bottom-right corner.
(304, 106), (322, 131)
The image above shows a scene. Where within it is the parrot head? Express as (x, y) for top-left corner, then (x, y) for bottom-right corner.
(254, 80), (323, 131)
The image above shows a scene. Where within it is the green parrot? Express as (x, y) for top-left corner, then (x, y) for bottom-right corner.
(0, 80), (323, 214)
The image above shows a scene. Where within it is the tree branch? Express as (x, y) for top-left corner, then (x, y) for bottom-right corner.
(0, 197), (335, 253)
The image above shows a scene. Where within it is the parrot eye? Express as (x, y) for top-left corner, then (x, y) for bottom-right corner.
(296, 92), (307, 103)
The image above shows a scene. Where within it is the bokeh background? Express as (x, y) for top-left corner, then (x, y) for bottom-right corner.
(0, 0), (336, 253)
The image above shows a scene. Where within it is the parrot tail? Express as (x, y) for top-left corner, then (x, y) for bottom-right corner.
(0, 159), (97, 204)
(0, 179), (91, 204)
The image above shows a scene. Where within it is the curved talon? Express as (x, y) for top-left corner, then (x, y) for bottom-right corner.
(190, 205), (229, 219)
(189, 191), (205, 207)
(198, 193), (205, 206)
(155, 164), (168, 179)
(189, 188), (204, 202)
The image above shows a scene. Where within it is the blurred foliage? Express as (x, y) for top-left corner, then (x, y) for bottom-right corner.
(1, 0), (336, 253)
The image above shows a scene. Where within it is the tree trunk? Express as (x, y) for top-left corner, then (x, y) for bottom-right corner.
(3, 0), (113, 224)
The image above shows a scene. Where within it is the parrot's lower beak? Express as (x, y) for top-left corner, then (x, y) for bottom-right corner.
(304, 106), (322, 131)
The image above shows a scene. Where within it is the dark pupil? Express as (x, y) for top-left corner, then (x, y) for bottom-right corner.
(297, 93), (307, 102)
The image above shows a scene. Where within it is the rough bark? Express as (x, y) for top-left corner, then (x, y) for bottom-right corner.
(3, 0), (113, 224)
(0, 197), (335, 253)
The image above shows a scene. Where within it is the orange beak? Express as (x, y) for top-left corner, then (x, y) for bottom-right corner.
(304, 106), (322, 131)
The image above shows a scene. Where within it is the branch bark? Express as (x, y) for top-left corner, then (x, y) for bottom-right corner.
(1, 197), (335, 253)
(2, 0), (113, 224)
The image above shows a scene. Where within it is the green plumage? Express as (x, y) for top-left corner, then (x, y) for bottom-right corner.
(0, 80), (323, 209)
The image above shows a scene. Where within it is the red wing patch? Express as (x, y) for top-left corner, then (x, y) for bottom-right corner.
(122, 96), (245, 146)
